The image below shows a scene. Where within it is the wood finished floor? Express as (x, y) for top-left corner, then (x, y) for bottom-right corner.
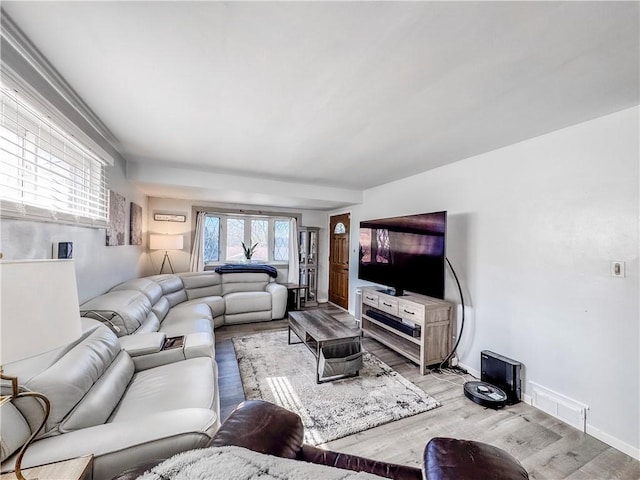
(214, 305), (640, 480)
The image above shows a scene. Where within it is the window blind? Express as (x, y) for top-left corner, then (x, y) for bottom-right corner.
(0, 82), (109, 226)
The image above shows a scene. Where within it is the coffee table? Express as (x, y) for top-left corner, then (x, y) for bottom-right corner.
(288, 310), (362, 383)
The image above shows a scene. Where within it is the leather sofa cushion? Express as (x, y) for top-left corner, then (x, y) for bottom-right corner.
(108, 357), (217, 423)
(148, 275), (188, 306)
(17, 321), (124, 435)
(61, 351), (134, 432)
(138, 312), (162, 334)
(80, 290), (151, 335)
(172, 300), (215, 318)
(180, 272), (223, 298)
(111, 278), (163, 305)
(221, 273), (269, 295)
(0, 402), (31, 462)
(159, 317), (213, 337)
(151, 296), (171, 322)
(423, 437), (529, 480)
(164, 289), (188, 307)
(181, 296), (225, 319)
(225, 291), (271, 314)
(224, 311), (272, 325)
(162, 302), (213, 336)
(210, 400), (303, 459)
(185, 333), (215, 359)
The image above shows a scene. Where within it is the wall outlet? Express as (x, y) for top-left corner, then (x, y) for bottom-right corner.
(611, 261), (626, 278)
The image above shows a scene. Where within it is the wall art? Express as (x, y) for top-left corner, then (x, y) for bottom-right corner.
(130, 202), (143, 245)
(106, 190), (126, 246)
(154, 213), (186, 222)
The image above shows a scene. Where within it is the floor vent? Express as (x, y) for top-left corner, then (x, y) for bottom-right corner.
(530, 382), (588, 432)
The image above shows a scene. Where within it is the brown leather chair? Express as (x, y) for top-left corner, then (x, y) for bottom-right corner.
(424, 437), (529, 480)
(112, 400), (529, 480)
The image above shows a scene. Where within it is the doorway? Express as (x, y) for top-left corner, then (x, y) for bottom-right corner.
(329, 213), (350, 309)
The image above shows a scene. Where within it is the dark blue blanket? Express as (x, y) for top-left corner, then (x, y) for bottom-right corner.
(214, 263), (279, 278)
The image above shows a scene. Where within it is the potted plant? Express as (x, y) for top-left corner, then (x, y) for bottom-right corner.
(242, 242), (258, 262)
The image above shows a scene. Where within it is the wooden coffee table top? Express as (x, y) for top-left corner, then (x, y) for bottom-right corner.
(289, 309), (360, 342)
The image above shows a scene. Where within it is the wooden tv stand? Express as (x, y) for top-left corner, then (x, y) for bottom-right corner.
(360, 287), (453, 374)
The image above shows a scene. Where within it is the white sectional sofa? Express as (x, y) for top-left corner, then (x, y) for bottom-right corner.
(80, 271), (288, 337)
(1, 271), (288, 480)
(1, 318), (219, 480)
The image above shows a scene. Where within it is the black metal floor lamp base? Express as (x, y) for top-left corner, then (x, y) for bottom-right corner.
(159, 250), (175, 274)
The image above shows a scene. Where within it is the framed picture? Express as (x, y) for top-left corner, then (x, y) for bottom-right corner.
(154, 213), (186, 222)
(106, 191), (126, 246)
(130, 202), (143, 245)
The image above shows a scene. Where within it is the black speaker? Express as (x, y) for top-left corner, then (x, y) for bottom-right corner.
(481, 350), (522, 405)
(56, 242), (73, 259)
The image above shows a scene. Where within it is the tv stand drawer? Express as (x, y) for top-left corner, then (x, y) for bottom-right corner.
(398, 300), (425, 322)
(362, 292), (379, 308)
(378, 297), (398, 316)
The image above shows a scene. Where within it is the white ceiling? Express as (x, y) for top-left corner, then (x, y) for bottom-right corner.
(3, 1), (639, 209)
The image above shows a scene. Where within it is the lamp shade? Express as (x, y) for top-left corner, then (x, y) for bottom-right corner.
(0, 259), (83, 365)
(149, 234), (183, 251)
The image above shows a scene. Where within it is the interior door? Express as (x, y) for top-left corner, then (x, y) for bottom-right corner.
(329, 213), (350, 309)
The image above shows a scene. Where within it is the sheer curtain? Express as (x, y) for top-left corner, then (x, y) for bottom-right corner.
(287, 217), (299, 283)
(190, 211), (206, 272)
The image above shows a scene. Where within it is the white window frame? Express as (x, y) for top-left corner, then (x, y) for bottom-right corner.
(0, 71), (112, 227)
(203, 213), (292, 265)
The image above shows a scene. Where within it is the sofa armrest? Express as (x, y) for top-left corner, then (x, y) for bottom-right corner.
(209, 400), (303, 459)
(131, 332), (214, 371)
(119, 333), (166, 356)
(2, 409), (218, 480)
(423, 437), (529, 480)
(266, 283), (287, 319)
(300, 445), (423, 480)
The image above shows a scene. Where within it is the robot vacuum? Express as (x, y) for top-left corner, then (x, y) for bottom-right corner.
(464, 381), (508, 409)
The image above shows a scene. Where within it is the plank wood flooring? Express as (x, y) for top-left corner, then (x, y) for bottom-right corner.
(214, 305), (639, 480)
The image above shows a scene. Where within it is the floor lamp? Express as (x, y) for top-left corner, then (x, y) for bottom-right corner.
(149, 234), (184, 274)
(0, 260), (83, 479)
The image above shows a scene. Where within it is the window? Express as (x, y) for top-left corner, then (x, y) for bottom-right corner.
(0, 80), (110, 226)
(203, 213), (290, 264)
(203, 215), (220, 262)
(226, 217), (245, 261)
(273, 219), (290, 261)
(333, 222), (347, 234)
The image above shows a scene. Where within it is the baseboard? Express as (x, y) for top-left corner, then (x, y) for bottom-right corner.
(529, 382), (588, 432)
(586, 424), (640, 461)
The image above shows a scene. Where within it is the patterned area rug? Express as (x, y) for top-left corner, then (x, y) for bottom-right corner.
(232, 330), (440, 445)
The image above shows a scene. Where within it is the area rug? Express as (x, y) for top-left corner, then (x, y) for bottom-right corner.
(232, 330), (440, 445)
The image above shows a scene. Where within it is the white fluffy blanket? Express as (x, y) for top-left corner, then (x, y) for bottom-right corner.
(136, 445), (388, 480)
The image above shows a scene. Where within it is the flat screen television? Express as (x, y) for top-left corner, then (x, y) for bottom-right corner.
(358, 211), (446, 298)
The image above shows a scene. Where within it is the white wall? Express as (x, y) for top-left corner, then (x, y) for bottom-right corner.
(0, 158), (149, 303)
(344, 107), (639, 456)
(145, 197), (330, 302)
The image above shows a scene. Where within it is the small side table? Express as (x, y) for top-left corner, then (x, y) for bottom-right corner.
(1, 455), (93, 480)
(282, 283), (308, 310)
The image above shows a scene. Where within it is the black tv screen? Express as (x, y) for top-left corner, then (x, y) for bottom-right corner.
(358, 211), (446, 298)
